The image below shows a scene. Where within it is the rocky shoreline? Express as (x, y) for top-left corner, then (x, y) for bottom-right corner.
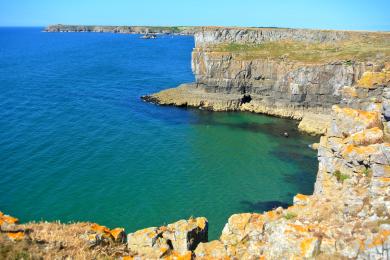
(1, 27), (389, 259)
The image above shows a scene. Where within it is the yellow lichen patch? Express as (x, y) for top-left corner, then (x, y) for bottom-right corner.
(368, 230), (390, 248)
(158, 226), (168, 233)
(197, 217), (207, 230)
(287, 224), (309, 233)
(7, 231), (25, 241)
(357, 71), (390, 88)
(228, 213), (252, 230)
(348, 127), (383, 145)
(264, 210), (279, 221)
(90, 223), (110, 234)
(166, 250), (192, 260)
(110, 227), (125, 241)
(332, 105), (381, 128)
(300, 237), (317, 257)
(379, 177), (390, 182)
(342, 86), (358, 98)
(2, 215), (19, 224)
(341, 144), (378, 157)
(122, 256), (134, 260)
(295, 194), (309, 201)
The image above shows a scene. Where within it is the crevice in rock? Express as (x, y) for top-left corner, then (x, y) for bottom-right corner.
(241, 94), (252, 104)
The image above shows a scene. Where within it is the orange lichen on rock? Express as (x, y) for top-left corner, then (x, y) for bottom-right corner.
(293, 193), (310, 206)
(341, 144), (378, 157)
(287, 223), (310, 233)
(90, 223), (110, 234)
(166, 250), (192, 260)
(300, 237), (319, 258)
(264, 209), (281, 221)
(1, 214), (19, 224)
(196, 217), (207, 230)
(110, 227), (126, 242)
(6, 231), (25, 241)
(333, 105), (381, 125)
(357, 71), (390, 88)
(368, 230), (390, 248)
(347, 127), (384, 145)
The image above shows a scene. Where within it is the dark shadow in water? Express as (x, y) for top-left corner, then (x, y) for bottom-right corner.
(270, 148), (318, 195)
(240, 200), (290, 212)
(193, 119), (300, 138)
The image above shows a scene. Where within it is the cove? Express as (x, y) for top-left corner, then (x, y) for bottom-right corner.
(0, 27), (317, 240)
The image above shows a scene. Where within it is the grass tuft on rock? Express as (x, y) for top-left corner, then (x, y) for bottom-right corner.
(284, 212), (297, 220)
(333, 170), (350, 183)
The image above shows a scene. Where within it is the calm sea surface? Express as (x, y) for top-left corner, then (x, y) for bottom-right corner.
(0, 27), (318, 239)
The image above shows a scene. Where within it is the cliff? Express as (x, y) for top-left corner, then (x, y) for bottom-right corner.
(144, 27), (390, 135)
(44, 24), (201, 35)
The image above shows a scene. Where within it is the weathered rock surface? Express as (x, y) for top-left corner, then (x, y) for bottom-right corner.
(126, 217), (208, 258)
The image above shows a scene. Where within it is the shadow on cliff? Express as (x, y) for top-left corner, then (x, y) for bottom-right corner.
(240, 200), (291, 212)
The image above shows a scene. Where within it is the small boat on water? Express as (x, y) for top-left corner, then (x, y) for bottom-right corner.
(140, 34), (157, 39)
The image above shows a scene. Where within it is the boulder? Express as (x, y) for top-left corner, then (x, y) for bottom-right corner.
(194, 240), (228, 259)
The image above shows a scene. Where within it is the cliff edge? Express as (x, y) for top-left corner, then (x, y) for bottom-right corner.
(144, 27), (390, 135)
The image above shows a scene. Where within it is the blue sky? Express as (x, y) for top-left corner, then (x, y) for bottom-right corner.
(0, 0), (389, 31)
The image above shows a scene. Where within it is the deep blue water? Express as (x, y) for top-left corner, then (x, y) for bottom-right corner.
(0, 27), (318, 239)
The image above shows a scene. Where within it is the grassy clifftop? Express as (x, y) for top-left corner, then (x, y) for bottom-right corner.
(204, 33), (390, 64)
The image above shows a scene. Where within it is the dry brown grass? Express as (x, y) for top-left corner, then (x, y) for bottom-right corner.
(1, 221), (128, 259)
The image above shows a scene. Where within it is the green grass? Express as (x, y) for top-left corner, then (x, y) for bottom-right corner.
(208, 35), (390, 64)
(362, 167), (372, 177)
(333, 170), (350, 183)
(284, 212), (297, 220)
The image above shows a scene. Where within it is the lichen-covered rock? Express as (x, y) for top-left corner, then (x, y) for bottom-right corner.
(194, 240), (228, 259)
(357, 71), (390, 88)
(328, 105), (382, 137)
(126, 217), (208, 258)
(298, 113), (331, 135)
(162, 217), (208, 253)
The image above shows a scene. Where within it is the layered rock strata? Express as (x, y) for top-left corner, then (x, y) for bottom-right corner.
(144, 28), (390, 135)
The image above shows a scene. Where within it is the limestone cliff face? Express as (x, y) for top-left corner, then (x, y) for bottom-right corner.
(145, 28), (389, 134)
(192, 50), (367, 113)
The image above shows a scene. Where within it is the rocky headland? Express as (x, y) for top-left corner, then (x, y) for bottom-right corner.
(2, 27), (389, 259)
(44, 24), (202, 35)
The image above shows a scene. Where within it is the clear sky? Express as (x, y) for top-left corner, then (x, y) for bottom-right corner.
(0, 0), (389, 31)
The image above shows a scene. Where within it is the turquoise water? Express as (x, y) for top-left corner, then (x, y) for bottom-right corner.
(0, 28), (318, 239)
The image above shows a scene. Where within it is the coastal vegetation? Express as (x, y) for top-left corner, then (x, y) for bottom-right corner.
(333, 170), (350, 183)
(209, 34), (390, 63)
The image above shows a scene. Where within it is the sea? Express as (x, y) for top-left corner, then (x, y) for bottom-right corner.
(0, 27), (318, 239)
